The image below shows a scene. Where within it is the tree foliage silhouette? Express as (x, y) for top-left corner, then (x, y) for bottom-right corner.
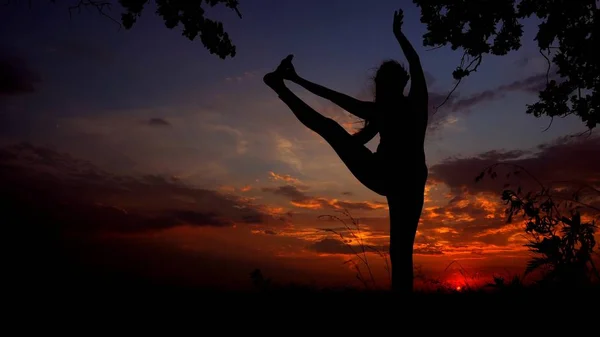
(413, 0), (599, 130)
(10, 0), (242, 59)
(476, 163), (599, 286)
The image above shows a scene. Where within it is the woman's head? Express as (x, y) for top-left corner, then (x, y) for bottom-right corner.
(373, 59), (409, 102)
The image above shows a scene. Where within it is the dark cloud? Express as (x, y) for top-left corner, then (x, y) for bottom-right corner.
(49, 204), (235, 233)
(429, 135), (600, 195)
(147, 118), (171, 127)
(261, 185), (387, 211)
(262, 185), (308, 201)
(241, 214), (269, 224)
(427, 72), (555, 132)
(416, 135), (600, 255)
(167, 210), (232, 226)
(1, 142), (274, 234)
(452, 72), (552, 110)
(477, 149), (529, 161)
(442, 73), (548, 115)
(0, 55), (41, 95)
(413, 245), (444, 255)
(341, 191), (353, 196)
(307, 238), (388, 255)
(449, 90), (499, 113)
(498, 73), (548, 94)
(308, 238), (354, 254)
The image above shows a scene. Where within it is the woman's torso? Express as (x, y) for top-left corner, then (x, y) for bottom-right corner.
(373, 97), (427, 170)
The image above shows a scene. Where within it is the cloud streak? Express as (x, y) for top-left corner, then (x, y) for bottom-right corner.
(427, 71), (553, 132)
(1, 142), (283, 234)
(429, 135), (600, 195)
(262, 184), (387, 211)
(147, 118), (171, 127)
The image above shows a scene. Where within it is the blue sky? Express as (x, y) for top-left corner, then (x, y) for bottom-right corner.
(1, 1), (583, 154)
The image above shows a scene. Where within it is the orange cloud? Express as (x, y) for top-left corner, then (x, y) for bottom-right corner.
(291, 199), (326, 210)
(262, 184), (388, 212)
(268, 171), (302, 184)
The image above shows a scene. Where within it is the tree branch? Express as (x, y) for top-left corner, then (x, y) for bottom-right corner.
(433, 53), (482, 113)
(68, 0), (122, 29)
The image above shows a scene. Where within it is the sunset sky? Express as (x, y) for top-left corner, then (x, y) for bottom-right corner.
(2, 0), (599, 290)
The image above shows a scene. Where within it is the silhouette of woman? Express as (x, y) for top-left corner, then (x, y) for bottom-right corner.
(263, 9), (428, 292)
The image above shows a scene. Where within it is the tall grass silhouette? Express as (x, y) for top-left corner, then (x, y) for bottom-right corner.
(317, 209), (390, 289)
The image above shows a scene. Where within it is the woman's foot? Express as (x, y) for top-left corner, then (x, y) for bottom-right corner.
(263, 54), (294, 91)
(263, 71), (284, 91)
(279, 54), (298, 80)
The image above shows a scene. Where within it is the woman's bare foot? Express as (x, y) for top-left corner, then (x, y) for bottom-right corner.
(279, 54), (298, 80)
(263, 54), (295, 91)
(263, 71), (284, 91)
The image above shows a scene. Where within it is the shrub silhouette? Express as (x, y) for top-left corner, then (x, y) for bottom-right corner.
(477, 163), (599, 287)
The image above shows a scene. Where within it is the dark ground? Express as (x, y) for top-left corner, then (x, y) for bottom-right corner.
(3, 249), (598, 336)
(9, 267), (599, 320)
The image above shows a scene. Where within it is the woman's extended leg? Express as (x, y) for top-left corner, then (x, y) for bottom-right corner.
(264, 65), (386, 196)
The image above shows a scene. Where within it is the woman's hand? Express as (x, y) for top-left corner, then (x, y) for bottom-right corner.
(393, 9), (404, 36)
